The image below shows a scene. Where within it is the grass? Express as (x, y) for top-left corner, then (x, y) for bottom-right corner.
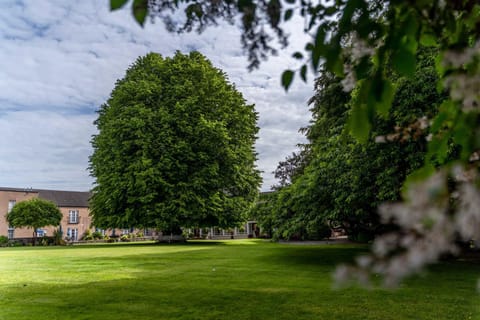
(0, 240), (479, 320)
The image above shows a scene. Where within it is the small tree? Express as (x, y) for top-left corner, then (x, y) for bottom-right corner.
(6, 198), (63, 246)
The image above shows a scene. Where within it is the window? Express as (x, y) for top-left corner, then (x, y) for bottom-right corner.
(7, 201), (16, 240)
(69, 210), (79, 224)
(36, 229), (46, 237)
(66, 228), (78, 241)
(8, 200), (16, 212)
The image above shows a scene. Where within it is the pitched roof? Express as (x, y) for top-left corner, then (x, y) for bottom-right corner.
(0, 187), (91, 207)
(37, 189), (91, 207)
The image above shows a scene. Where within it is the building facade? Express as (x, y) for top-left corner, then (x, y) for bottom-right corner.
(0, 187), (92, 241)
(0, 187), (261, 242)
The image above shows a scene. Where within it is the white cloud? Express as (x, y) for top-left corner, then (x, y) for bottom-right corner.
(0, 0), (313, 191)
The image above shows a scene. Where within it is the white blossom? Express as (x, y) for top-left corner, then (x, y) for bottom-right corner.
(335, 168), (477, 287)
(341, 33), (377, 92)
(456, 183), (480, 241)
(443, 41), (480, 111)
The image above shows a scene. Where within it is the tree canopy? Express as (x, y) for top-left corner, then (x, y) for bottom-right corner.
(89, 51), (261, 232)
(256, 48), (446, 242)
(6, 198), (63, 245)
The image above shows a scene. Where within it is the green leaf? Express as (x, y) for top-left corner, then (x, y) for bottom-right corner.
(324, 6), (337, 16)
(391, 48), (416, 77)
(281, 70), (294, 91)
(376, 79), (395, 117)
(300, 65), (307, 82)
(429, 133), (450, 164)
(402, 165), (436, 198)
(284, 9), (293, 21)
(133, 0), (148, 27)
(354, 56), (372, 80)
(348, 103), (371, 143)
(305, 43), (314, 51)
(292, 52), (303, 60)
(110, 0), (129, 10)
(420, 33), (437, 47)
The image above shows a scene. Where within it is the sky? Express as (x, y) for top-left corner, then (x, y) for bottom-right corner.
(0, 0), (314, 192)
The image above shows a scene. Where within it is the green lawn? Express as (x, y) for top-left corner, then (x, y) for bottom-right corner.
(0, 240), (479, 320)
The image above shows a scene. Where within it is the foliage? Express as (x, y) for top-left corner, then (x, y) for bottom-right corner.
(92, 231), (104, 240)
(268, 49), (445, 241)
(272, 148), (309, 190)
(112, 0), (480, 158)
(90, 51), (261, 232)
(52, 229), (65, 246)
(0, 235), (8, 246)
(112, 0), (480, 285)
(82, 230), (94, 241)
(6, 198), (62, 246)
(248, 192), (277, 238)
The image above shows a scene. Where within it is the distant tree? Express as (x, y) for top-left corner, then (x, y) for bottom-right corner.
(89, 51), (261, 234)
(270, 49), (446, 241)
(272, 148), (309, 190)
(6, 198), (63, 246)
(248, 191), (277, 238)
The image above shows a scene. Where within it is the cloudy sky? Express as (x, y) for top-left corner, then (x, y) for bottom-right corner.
(0, 0), (314, 191)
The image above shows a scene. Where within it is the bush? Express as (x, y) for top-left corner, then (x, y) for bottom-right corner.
(306, 221), (331, 240)
(83, 234), (94, 241)
(82, 230), (93, 241)
(0, 235), (9, 247)
(53, 229), (64, 245)
(120, 235), (130, 242)
(92, 231), (103, 240)
(8, 240), (22, 247)
(349, 231), (374, 243)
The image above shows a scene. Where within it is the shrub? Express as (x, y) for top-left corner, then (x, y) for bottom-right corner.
(82, 230), (93, 241)
(306, 221), (331, 240)
(83, 234), (94, 241)
(53, 229), (63, 245)
(8, 240), (22, 247)
(120, 235), (130, 242)
(92, 231), (103, 240)
(0, 235), (9, 247)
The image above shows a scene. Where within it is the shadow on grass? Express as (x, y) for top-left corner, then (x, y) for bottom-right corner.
(1, 244), (479, 320)
(260, 245), (370, 268)
(2, 259), (479, 320)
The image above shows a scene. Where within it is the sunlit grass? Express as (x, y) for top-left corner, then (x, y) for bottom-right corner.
(0, 240), (478, 320)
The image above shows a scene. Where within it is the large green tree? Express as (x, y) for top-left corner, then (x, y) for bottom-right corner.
(89, 51), (261, 233)
(264, 49), (446, 241)
(6, 198), (63, 246)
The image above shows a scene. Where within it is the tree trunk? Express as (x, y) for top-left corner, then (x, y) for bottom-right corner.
(32, 229), (37, 246)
